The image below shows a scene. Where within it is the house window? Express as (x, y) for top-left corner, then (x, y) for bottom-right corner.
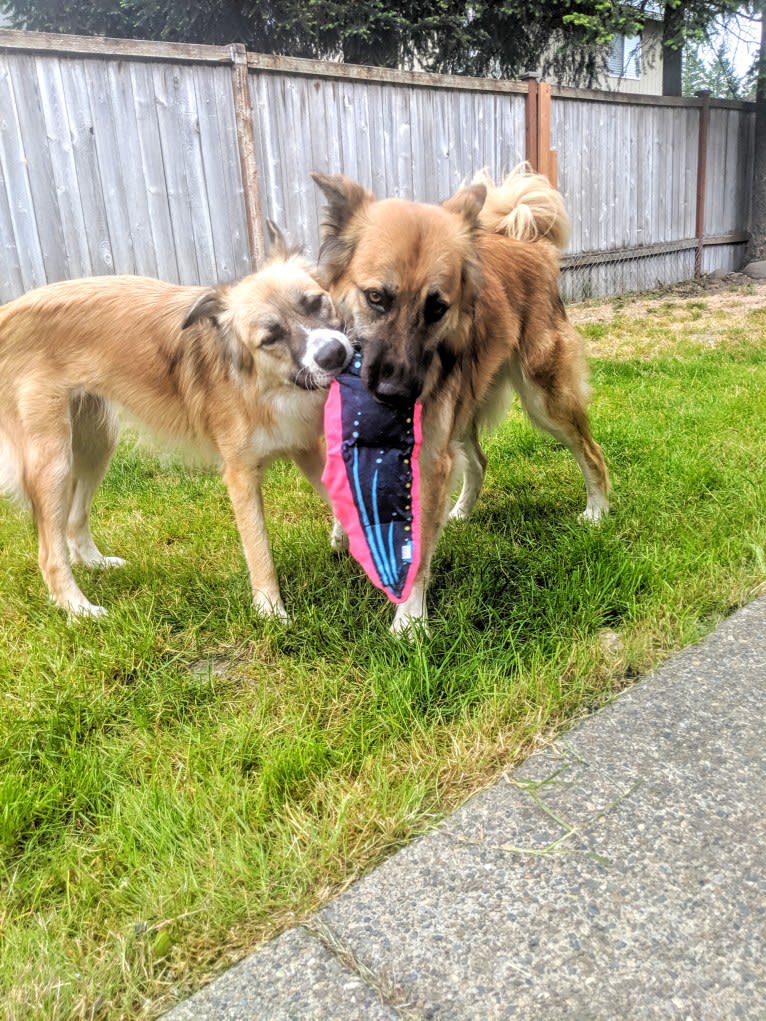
(608, 34), (641, 79)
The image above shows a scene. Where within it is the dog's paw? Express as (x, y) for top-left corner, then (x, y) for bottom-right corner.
(580, 503), (609, 524)
(253, 593), (290, 622)
(69, 543), (127, 568)
(390, 612), (429, 640)
(68, 602), (108, 619)
(448, 503), (470, 522)
(330, 520), (349, 554)
(97, 555), (127, 569)
(81, 555), (126, 569)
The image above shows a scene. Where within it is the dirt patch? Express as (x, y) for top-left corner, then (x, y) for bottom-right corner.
(568, 276), (766, 361)
(570, 275), (766, 325)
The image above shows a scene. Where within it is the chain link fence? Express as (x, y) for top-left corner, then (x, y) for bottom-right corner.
(560, 247), (694, 302)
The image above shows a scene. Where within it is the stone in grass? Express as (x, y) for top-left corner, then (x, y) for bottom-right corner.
(741, 260), (766, 279)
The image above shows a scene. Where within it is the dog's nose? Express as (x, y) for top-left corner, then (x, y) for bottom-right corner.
(373, 378), (418, 407)
(311, 331), (352, 373)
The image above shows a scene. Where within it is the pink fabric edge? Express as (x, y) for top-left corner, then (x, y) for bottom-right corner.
(321, 381), (423, 605)
(397, 399), (423, 605)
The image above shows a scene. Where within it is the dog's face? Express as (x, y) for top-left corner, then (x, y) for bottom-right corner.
(183, 228), (352, 391)
(312, 174), (485, 407)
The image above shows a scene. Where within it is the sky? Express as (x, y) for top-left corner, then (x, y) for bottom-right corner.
(718, 8), (762, 76)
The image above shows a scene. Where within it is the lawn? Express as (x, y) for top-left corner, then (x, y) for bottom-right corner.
(1, 282), (765, 1020)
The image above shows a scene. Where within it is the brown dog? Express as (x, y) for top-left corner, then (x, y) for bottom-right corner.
(0, 226), (351, 618)
(312, 166), (609, 633)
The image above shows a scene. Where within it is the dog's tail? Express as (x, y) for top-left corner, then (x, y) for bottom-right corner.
(472, 164), (570, 250)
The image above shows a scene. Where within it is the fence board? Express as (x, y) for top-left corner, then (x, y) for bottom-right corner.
(35, 58), (92, 279)
(58, 58), (114, 277)
(9, 54), (70, 283)
(0, 53), (45, 293)
(705, 107), (755, 238)
(197, 67), (251, 281)
(86, 59), (139, 275)
(150, 63), (210, 282)
(106, 60), (159, 278)
(127, 61), (177, 281)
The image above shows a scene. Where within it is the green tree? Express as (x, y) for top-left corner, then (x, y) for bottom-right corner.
(660, 1), (747, 94)
(0, 0), (674, 84)
(683, 37), (754, 96)
(0, 0), (754, 92)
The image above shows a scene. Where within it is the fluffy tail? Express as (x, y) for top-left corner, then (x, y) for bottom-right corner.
(473, 163), (570, 250)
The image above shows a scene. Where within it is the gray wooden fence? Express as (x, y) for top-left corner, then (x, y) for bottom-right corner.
(0, 28), (756, 304)
(553, 91), (754, 298)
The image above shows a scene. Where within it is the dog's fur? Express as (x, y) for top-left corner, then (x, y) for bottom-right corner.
(0, 227), (351, 618)
(312, 165), (609, 633)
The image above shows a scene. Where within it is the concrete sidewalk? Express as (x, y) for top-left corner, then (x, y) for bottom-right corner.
(164, 597), (766, 1020)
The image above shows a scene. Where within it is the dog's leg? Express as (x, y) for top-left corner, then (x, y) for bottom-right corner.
(448, 421), (487, 522)
(221, 457), (288, 620)
(67, 394), (124, 568)
(391, 440), (455, 637)
(23, 420), (107, 616)
(293, 442), (348, 553)
(511, 365), (610, 522)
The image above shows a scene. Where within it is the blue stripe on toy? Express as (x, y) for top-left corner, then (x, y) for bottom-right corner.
(370, 468), (397, 591)
(351, 448), (392, 589)
(387, 522), (398, 588)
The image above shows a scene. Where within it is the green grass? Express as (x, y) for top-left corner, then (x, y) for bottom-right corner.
(2, 289), (766, 1019)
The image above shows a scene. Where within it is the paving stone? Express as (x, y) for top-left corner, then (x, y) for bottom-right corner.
(162, 927), (399, 1021)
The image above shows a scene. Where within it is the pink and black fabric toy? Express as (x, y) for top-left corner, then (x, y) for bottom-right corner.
(322, 352), (423, 603)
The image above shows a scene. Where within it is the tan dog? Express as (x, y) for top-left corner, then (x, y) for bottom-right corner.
(312, 166), (609, 634)
(0, 226), (352, 618)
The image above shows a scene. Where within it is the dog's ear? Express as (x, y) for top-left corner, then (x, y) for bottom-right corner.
(311, 173), (374, 284)
(442, 183), (487, 230)
(266, 220), (302, 261)
(182, 287), (253, 375)
(182, 288), (224, 330)
(311, 173), (373, 238)
(441, 185), (485, 317)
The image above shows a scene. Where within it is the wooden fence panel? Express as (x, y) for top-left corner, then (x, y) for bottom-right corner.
(0, 52), (47, 293)
(705, 107), (755, 238)
(553, 97), (699, 254)
(553, 95), (711, 299)
(0, 30), (757, 303)
(0, 44), (250, 302)
(248, 68), (526, 257)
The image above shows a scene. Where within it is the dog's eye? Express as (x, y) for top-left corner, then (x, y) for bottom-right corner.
(424, 293), (449, 324)
(260, 322), (286, 347)
(365, 289), (389, 314)
(301, 293), (324, 316)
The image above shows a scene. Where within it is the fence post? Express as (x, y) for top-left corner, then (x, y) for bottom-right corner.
(538, 82), (556, 187)
(522, 73), (557, 187)
(522, 72), (539, 172)
(695, 89), (711, 278)
(229, 43), (265, 270)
